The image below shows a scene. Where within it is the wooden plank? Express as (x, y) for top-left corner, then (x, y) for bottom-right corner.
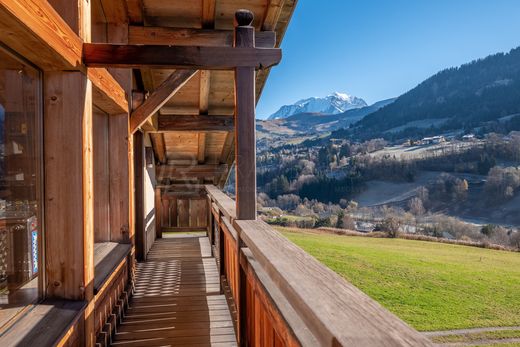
(198, 132), (206, 164)
(263, 0), (286, 31)
(158, 115), (234, 132)
(93, 109), (110, 242)
(88, 67), (129, 114)
(0, 0), (82, 70)
(234, 10), (257, 220)
(156, 164), (228, 180)
(129, 26), (276, 48)
(202, 0), (216, 28)
(126, 0), (144, 24)
(99, 0), (127, 23)
(109, 114), (131, 242)
(130, 69), (198, 133)
(199, 70), (211, 114)
(162, 226), (207, 233)
(93, 243), (131, 293)
(0, 300), (86, 346)
(83, 43), (282, 70)
(177, 199), (190, 227)
(149, 133), (166, 164)
(236, 220), (433, 346)
(205, 185), (236, 222)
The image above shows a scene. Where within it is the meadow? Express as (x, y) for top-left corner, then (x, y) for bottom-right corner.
(277, 227), (520, 332)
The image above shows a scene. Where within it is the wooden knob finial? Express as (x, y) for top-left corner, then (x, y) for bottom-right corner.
(235, 9), (254, 26)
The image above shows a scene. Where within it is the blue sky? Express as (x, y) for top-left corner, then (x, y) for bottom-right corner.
(256, 0), (520, 119)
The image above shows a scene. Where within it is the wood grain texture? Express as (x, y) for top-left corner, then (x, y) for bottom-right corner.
(130, 69), (198, 133)
(199, 70), (211, 114)
(198, 132), (207, 164)
(263, 0), (286, 31)
(234, 22), (257, 220)
(125, 0), (144, 24)
(44, 71), (94, 301)
(201, 0), (216, 28)
(109, 114), (131, 242)
(149, 132), (167, 164)
(129, 26), (276, 48)
(158, 115), (234, 132)
(112, 236), (237, 346)
(235, 219), (433, 346)
(83, 43), (282, 70)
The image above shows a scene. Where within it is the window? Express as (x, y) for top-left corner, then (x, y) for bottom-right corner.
(0, 47), (43, 327)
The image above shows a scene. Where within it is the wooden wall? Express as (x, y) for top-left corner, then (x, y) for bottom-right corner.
(159, 195), (209, 231)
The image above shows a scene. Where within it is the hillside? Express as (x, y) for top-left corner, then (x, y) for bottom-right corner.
(279, 228), (520, 332)
(349, 47), (520, 140)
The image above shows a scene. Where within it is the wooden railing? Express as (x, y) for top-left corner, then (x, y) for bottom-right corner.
(205, 185), (433, 347)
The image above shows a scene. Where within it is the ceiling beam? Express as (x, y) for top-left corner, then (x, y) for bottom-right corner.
(201, 0), (216, 29)
(83, 43), (282, 70)
(158, 115), (234, 132)
(263, 0), (286, 31)
(156, 164), (228, 180)
(198, 133), (206, 164)
(128, 26), (276, 48)
(129, 69), (198, 133)
(149, 133), (167, 164)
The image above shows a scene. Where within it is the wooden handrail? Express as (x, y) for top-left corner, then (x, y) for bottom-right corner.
(205, 185), (432, 346)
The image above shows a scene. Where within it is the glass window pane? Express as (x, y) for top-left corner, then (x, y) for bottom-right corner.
(0, 47), (42, 327)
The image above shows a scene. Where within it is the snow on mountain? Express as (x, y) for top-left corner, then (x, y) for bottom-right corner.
(267, 92), (367, 120)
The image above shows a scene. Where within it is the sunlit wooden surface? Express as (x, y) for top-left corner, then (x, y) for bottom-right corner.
(111, 234), (237, 346)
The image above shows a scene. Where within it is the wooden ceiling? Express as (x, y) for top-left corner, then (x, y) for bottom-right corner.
(92, 0), (297, 187)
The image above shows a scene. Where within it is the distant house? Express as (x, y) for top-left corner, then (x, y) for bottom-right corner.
(421, 135), (446, 145)
(462, 134), (475, 141)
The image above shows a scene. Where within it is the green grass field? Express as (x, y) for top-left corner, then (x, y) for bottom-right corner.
(277, 227), (520, 332)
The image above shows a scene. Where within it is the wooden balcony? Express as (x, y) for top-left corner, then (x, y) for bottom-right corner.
(102, 185), (431, 346)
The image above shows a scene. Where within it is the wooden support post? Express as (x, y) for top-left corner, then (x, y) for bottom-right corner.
(44, 1), (95, 345)
(234, 10), (257, 220)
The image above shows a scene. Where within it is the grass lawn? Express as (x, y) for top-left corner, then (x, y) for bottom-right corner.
(276, 227), (520, 331)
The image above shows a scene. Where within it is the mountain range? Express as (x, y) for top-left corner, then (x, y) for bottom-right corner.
(267, 92), (367, 120)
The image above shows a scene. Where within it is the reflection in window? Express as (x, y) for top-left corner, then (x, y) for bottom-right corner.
(0, 47), (42, 326)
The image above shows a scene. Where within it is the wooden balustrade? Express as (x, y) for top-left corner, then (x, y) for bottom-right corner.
(205, 185), (433, 347)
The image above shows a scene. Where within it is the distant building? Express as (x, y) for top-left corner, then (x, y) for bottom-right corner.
(421, 135), (446, 145)
(462, 134), (475, 141)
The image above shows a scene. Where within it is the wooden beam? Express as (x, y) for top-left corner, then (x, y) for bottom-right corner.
(126, 0), (144, 24)
(201, 0), (216, 29)
(234, 10), (257, 220)
(158, 115), (234, 132)
(198, 133), (206, 164)
(262, 0), (286, 31)
(130, 69), (198, 133)
(149, 133), (167, 164)
(156, 164), (228, 180)
(0, 0), (82, 70)
(220, 131), (234, 164)
(128, 26), (276, 48)
(199, 70), (211, 115)
(154, 188), (162, 238)
(88, 68), (129, 114)
(83, 43), (282, 70)
(100, 0), (128, 23)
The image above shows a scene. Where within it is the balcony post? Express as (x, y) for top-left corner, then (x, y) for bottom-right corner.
(234, 10), (257, 220)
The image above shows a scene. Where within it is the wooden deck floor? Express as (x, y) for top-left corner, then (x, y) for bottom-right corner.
(111, 235), (237, 347)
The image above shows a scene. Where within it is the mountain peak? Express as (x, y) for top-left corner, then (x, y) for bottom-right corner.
(268, 92), (367, 120)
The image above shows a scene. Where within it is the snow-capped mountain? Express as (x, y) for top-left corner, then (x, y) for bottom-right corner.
(267, 92), (367, 120)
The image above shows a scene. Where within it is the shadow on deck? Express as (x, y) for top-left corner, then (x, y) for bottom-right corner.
(111, 235), (237, 347)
